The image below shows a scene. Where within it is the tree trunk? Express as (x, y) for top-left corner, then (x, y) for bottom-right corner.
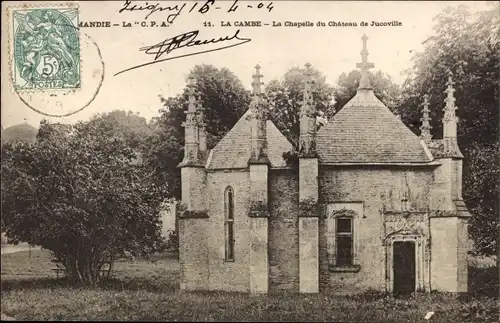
(107, 256), (114, 279)
(65, 256), (101, 287)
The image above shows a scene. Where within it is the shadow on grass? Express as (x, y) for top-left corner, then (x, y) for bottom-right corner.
(1, 275), (179, 294)
(1, 277), (71, 292)
(2, 264), (497, 300)
(98, 276), (178, 293)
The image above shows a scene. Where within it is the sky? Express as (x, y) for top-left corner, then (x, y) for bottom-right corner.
(1, 0), (492, 129)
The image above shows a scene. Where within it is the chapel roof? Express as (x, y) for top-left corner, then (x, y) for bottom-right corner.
(316, 35), (432, 164)
(206, 109), (293, 169)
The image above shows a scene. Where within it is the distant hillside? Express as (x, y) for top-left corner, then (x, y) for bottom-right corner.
(1, 123), (38, 144)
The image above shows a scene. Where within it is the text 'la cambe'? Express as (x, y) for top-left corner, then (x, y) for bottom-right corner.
(220, 20), (403, 28)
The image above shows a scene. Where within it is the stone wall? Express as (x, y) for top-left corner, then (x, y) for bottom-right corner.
(318, 166), (434, 293)
(205, 170), (251, 292)
(268, 169), (300, 292)
(178, 218), (209, 291)
(456, 218), (468, 292)
(430, 216), (469, 293)
(430, 217), (458, 292)
(179, 162), (467, 294)
(179, 167), (208, 291)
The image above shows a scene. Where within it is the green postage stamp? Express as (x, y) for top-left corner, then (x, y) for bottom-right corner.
(12, 7), (80, 90)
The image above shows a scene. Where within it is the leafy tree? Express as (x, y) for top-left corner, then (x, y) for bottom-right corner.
(399, 4), (499, 256)
(265, 66), (335, 148)
(87, 110), (153, 153)
(145, 65), (250, 199)
(1, 119), (167, 286)
(145, 96), (185, 199)
(189, 65), (251, 148)
(36, 122), (72, 143)
(333, 70), (403, 115)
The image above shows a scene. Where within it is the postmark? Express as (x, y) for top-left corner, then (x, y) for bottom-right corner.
(12, 7), (80, 91)
(6, 3), (105, 118)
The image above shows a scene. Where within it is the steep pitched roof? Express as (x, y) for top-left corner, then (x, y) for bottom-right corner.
(206, 110), (293, 169)
(316, 90), (432, 164)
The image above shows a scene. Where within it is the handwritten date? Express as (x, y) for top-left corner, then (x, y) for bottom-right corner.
(118, 0), (274, 21)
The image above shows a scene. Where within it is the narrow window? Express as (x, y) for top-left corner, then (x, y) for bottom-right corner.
(402, 172), (409, 211)
(336, 218), (353, 266)
(224, 186), (235, 261)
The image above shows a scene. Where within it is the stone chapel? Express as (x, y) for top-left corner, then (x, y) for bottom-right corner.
(176, 35), (470, 295)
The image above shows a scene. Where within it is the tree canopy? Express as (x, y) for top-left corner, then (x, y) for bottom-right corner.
(87, 110), (153, 153)
(265, 66), (335, 148)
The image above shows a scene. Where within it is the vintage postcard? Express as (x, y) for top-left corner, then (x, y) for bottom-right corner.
(1, 1), (498, 321)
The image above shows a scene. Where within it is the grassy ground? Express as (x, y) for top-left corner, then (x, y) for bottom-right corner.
(1, 250), (498, 322)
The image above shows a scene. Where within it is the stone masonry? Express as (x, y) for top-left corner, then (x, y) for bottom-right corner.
(177, 35), (470, 295)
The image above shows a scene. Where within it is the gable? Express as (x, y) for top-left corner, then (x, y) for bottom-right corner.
(206, 110), (293, 169)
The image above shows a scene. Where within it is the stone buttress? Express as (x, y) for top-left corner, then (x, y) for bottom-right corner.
(177, 76), (209, 291)
(298, 63), (320, 293)
(247, 65), (270, 294)
(428, 72), (469, 293)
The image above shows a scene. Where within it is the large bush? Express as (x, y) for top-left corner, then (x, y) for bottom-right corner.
(1, 119), (167, 286)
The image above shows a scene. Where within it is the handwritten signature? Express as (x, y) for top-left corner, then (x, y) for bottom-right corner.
(115, 29), (251, 76)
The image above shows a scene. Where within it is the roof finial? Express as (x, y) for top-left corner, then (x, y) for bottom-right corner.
(180, 75), (201, 165)
(187, 75), (197, 114)
(252, 64), (263, 96)
(420, 94), (432, 143)
(443, 71), (457, 123)
(249, 65), (267, 162)
(301, 63), (314, 116)
(356, 34), (375, 90)
(299, 63), (317, 157)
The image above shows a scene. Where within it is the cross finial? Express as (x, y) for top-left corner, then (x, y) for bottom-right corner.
(252, 64), (263, 96)
(356, 34), (375, 90)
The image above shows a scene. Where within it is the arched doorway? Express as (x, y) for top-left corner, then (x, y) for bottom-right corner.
(385, 232), (427, 295)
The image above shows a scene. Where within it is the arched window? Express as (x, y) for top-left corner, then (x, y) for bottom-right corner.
(224, 186), (235, 261)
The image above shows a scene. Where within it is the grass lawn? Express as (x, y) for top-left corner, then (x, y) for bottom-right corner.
(1, 250), (498, 322)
